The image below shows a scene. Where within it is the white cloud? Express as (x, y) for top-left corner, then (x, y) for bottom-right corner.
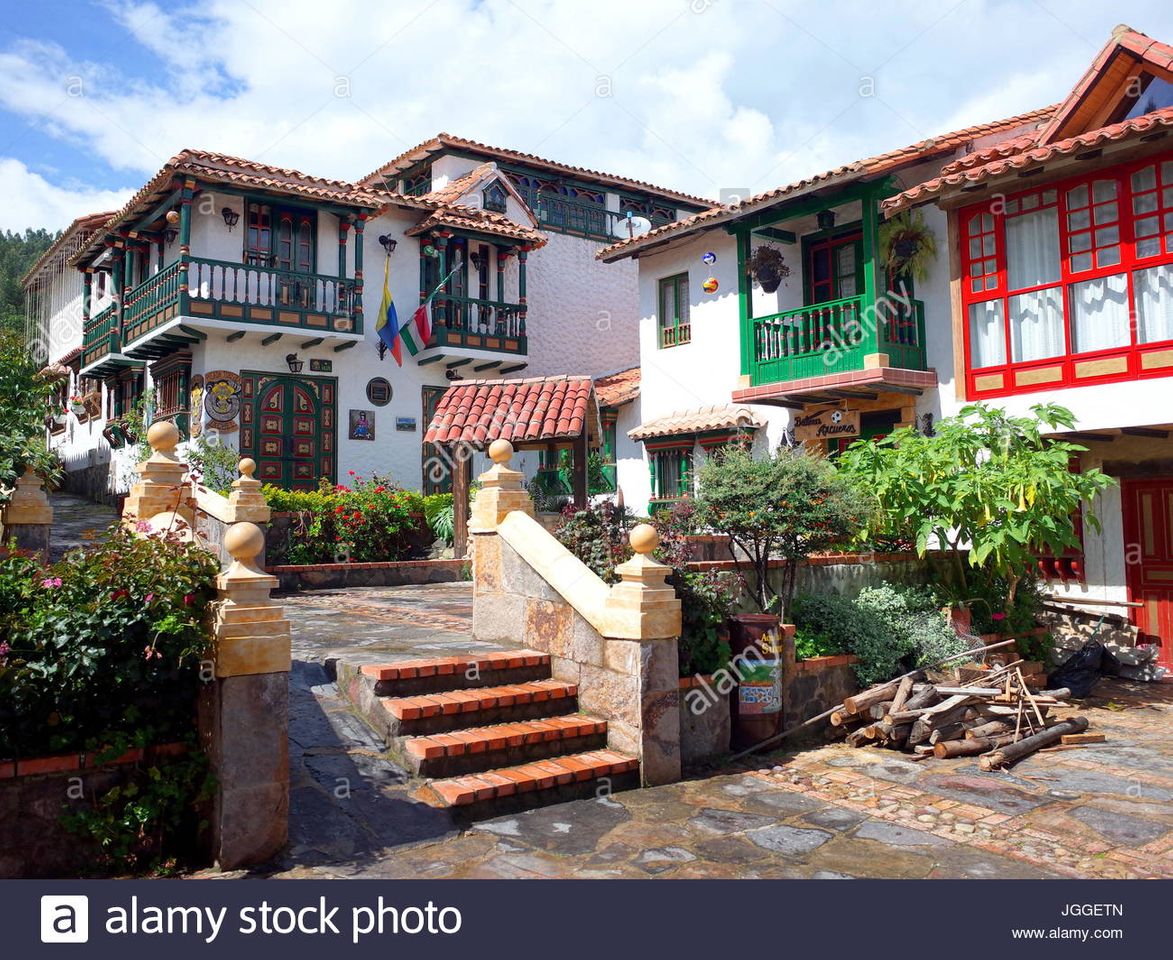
(2, 0), (1173, 229)
(0, 158), (131, 231)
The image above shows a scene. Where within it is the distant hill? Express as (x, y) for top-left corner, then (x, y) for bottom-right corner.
(1, 229), (59, 334)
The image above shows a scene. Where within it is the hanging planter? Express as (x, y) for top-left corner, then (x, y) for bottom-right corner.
(68, 394), (86, 418)
(747, 245), (790, 294)
(879, 209), (937, 283)
(102, 422), (125, 449)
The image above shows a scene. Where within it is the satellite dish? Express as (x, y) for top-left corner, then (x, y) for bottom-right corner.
(612, 214), (652, 240)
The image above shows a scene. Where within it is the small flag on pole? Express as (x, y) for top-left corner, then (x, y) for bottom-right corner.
(401, 256), (462, 357)
(375, 256), (402, 365)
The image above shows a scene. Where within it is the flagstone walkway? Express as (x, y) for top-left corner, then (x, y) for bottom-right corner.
(263, 584), (1173, 880)
(47, 491), (117, 560)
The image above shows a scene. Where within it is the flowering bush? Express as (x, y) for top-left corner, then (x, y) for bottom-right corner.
(0, 527), (220, 759)
(263, 475), (430, 564)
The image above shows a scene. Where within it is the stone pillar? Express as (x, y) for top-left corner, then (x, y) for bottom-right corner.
(469, 439), (534, 533)
(227, 458), (271, 523)
(199, 521), (291, 870)
(604, 525), (682, 786)
(1, 467), (54, 559)
(122, 420), (191, 527)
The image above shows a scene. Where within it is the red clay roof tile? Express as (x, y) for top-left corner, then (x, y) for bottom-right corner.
(423, 375), (599, 447)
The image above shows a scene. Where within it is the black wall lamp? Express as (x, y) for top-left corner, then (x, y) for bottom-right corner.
(222, 207), (240, 231)
(378, 234), (397, 254)
(163, 228), (178, 246)
(816, 209), (836, 231)
(285, 353), (304, 373)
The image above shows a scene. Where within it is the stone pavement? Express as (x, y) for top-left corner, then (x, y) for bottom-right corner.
(47, 491), (117, 560)
(265, 584), (1173, 880)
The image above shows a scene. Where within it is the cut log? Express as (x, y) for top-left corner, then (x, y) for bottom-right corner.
(845, 728), (875, 748)
(843, 677), (911, 716)
(890, 693), (973, 722)
(868, 700), (894, 720)
(933, 733), (1019, 759)
(889, 675), (916, 714)
(965, 719), (1013, 740)
(928, 721), (968, 745)
(875, 719), (912, 747)
(913, 744), (935, 756)
(1060, 732), (1105, 745)
(829, 710), (851, 727)
(979, 717), (1090, 770)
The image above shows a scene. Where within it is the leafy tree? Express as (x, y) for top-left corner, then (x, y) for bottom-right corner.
(694, 443), (872, 612)
(0, 330), (58, 496)
(837, 403), (1114, 608)
(0, 228), (57, 334)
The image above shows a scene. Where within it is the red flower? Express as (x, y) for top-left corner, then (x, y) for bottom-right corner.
(111, 588), (129, 601)
(348, 470), (356, 476)
(992, 612), (1006, 621)
(374, 485), (386, 494)
(183, 593), (196, 606)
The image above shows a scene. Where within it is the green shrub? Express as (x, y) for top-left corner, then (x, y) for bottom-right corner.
(187, 434), (240, 495)
(423, 492), (455, 545)
(793, 624), (846, 661)
(0, 527), (219, 759)
(790, 593), (901, 686)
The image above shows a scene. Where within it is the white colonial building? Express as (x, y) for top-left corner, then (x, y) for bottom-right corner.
(601, 25), (1173, 673)
(23, 135), (706, 501)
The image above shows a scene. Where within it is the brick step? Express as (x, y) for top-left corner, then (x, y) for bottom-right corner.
(360, 650), (550, 697)
(380, 680), (579, 737)
(420, 750), (641, 818)
(402, 714), (608, 778)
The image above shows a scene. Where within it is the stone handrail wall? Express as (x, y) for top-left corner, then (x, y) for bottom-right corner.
(122, 421), (290, 869)
(470, 439), (684, 785)
(0, 466), (54, 559)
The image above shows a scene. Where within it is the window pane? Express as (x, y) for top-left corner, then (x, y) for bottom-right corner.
(1135, 264), (1173, 344)
(1070, 274), (1130, 353)
(677, 279), (690, 323)
(1134, 192), (1158, 215)
(1092, 180), (1117, 203)
(1005, 207), (1060, 290)
(1132, 166), (1156, 192)
(1009, 287), (1064, 362)
(968, 300), (1006, 368)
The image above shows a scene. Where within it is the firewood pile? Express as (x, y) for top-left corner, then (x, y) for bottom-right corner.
(828, 658), (1099, 769)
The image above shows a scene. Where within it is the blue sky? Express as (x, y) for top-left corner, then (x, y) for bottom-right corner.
(2, 0), (1173, 230)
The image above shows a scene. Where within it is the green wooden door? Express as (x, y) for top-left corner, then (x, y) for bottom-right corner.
(240, 372), (336, 489)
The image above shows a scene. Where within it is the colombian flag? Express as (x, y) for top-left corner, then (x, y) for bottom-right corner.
(376, 256), (402, 365)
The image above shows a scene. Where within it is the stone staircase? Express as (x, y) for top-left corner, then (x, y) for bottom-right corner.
(339, 650), (640, 817)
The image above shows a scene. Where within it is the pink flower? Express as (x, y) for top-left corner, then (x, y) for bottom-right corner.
(144, 593), (155, 603)
(41, 577), (62, 589)
(348, 470), (356, 476)
(135, 520), (153, 533)
(183, 593), (196, 606)
(143, 645), (161, 661)
(0, 641), (9, 659)
(992, 612), (1006, 621)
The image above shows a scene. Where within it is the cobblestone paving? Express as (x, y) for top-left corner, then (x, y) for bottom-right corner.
(47, 491), (117, 560)
(264, 584), (1173, 880)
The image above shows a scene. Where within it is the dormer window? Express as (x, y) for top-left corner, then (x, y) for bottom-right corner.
(483, 180), (508, 213)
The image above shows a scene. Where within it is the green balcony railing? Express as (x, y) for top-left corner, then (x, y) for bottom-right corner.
(749, 293), (926, 385)
(122, 259), (182, 335)
(429, 294), (527, 355)
(81, 303), (119, 369)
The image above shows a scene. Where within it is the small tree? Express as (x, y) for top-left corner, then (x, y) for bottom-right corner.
(837, 403), (1114, 608)
(695, 444), (871, 612)
(0, 330), (57, 496)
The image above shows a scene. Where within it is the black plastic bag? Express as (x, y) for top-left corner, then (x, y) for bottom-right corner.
(1047, 639), (1105, 698)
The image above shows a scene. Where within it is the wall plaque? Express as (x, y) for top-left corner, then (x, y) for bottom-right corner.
(366, 377), (393, 406)
(793, 406), (860, 442)
(395, 417), (417, 432)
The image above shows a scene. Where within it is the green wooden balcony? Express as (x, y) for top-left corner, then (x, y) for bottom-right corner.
(81, 303), (120, 370)
(430, 294), (526, 355)
(748, 293), (926, 386)
(120, 256), (360, 350)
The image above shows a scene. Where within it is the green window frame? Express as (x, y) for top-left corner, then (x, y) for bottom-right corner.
(649, 444), (692, 502)
(658, 273), (690, 348)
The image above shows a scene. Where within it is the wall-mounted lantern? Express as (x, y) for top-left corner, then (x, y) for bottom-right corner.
(163, 228), (178, 246)
(816, 209), (836, 231)
(222, 207), (240, 231)
(285, 353), (304, 373)
(378, 234), (397, 254)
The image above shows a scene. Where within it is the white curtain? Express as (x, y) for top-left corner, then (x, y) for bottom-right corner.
(1135, 264), (1173, 344)
(1070, 274), (1130, 353)
(1005, 207), (1060, 290)
(1010, 288), (1065, 362)
(968, 300), (1006, 367)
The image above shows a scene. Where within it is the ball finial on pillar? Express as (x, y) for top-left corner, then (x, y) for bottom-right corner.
(147, 419), (179, 455)
(224, 521), (265, 566)
(488, 438), (514, 465)
(629, 523), (659, 556)
(238, 457), (257, 479)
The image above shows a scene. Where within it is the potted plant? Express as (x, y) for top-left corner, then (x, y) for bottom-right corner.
(102, 422), (125, 449)
(747, 245), (790, 293)
(68, 393), (86, 418)
(879, 209), (937, 282)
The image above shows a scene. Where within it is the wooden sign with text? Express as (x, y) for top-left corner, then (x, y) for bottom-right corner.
(793, 406), (860, 442)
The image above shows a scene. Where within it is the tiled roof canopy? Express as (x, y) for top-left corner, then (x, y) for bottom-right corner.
(22, 210), (114, 286)
(404, 207), (547, 246)
(629, 405), (764, 441)
(883, 26), (1173, 215)
(596, 105), (1055, 262)
(424, 376), (599, 447)
(593, 366), (640, 408)
(360, 131), (710, 207)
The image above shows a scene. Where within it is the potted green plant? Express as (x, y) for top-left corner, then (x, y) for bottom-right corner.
(879, 209), (937, 282)
(747, 245), (790, 293)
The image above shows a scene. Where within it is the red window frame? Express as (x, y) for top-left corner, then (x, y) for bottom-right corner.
(960, 151), (1173, 399)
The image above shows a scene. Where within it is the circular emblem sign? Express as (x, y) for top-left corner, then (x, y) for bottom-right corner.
(366, 377), (393, 407)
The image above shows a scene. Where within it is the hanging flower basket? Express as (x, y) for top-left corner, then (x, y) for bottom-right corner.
(879, 209), (937, 283)
(747, 246), (790, 294)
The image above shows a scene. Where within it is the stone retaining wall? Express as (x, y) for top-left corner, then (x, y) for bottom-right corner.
(268, 558), (467, 592)
(0, 743), (186, 878)
(783, 654), (860, 732)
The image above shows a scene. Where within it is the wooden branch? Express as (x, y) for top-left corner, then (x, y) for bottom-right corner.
(889, 675), (915, 714)
(979, 717), (1090, 770)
